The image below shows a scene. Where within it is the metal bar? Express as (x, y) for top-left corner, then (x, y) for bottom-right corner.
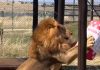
(43, 0), (46, 18)
(0, 11), (4, 45)
(73, 0), (75, 22)
(65, 4), (99, 7)
(78, 0), (87, 70)
(57, 0), (65, 24)
(87, 1), (100, 18)
(90, 0), (94, 20)
(64, 14), (99, 16)
(12, 0), (14, 30)
(54, 0), (58, 20)
(33, 0), (38, 30)
(65, 9), (100, 11)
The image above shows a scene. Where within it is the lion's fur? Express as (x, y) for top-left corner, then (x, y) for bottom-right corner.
(17, 18), (77, 70)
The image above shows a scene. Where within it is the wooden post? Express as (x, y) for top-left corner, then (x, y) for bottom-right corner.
(78, 0), (87, 70)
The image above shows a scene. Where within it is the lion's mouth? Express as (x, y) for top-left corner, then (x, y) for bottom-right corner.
(71, 41), (77, 47)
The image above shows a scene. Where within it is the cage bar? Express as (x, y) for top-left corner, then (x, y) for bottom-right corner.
(90, 0), (94, 20)
(78, 0), (87, 70)
(33, 0), (38, 30)
(57, 0), (65, 24)
(54, 0), (58, 20)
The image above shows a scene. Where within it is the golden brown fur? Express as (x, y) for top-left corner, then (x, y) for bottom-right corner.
(17, 18), (78, 70)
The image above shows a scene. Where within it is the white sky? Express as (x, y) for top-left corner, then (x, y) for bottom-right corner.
(0, 0), (99, 4)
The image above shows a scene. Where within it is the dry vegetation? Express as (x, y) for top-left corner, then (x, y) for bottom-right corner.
(1, 16), (33, 29)
(0, 28), (32, 58)
(0, 2), (32, 12)
(0, 2), (33, 58)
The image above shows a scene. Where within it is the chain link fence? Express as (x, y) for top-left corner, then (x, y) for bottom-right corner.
(0, 0), (33, 58)
(0, 0), (54, 58)
(38, 0), (54, 22)
(64, 0), (100, 24)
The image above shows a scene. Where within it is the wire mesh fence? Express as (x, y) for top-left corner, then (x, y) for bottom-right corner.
(0, 0), (55, 58)
(64, 0), (100, 24)
(38, 0), (54, 22)
(0, 0), (33, 58)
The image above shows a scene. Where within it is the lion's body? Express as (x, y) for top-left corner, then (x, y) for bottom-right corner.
(17, 58), (57, 70)
(17, 18), (77, 70)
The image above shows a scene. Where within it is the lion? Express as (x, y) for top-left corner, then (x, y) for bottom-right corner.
(17, 18), (94, 70)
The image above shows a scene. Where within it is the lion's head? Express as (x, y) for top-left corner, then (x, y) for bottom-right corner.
(30, 18), (76, 60)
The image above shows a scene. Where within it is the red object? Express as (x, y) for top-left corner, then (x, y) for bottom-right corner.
(86, 48), (96, 60)
(89, 20), (100, 30)
(86, 20), (100, 60)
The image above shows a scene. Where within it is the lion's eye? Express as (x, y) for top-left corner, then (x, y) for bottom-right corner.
(70, 32), (73, 35)
(65, 37), (69, 40)
(48, 24), (55, 29)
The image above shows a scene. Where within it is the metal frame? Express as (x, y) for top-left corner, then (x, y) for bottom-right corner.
(78, 0), (87, 70)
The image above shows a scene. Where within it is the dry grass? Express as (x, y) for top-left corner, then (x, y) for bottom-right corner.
(0, 15), (32, 58)
(0, 39), (29, 58)
(0, 16), (33, 29)
(0, 2), (32, 11)
(0, 30), (32, 58)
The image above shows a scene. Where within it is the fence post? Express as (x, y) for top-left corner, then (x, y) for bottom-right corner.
(33, 0), (38, 30)
(12, 0), (14, 31)
(90, 0), (94, 20)
(57, 0), (65, 24)
(73, 0), (75, 23)
(78, 0), (87, 70)
(0, 11), (4, 45)
(54, 0), (58, 20)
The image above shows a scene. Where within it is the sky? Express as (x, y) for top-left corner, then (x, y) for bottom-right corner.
(0, 0), (100, 5)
